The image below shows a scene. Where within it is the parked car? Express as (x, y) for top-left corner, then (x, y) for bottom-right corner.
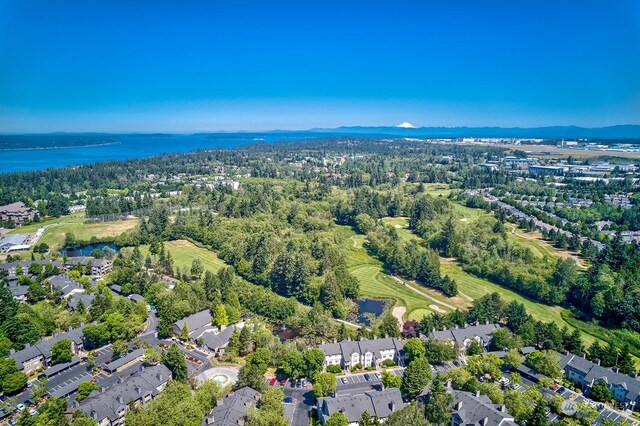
(301, 379), (307, 387)
(29, 408), (38, 416)
(374, 372), (381, 379)
(296, 379), (302, 388)
(269, 377), (277, 386)
(364, 374), (371, 381)
(283, 397), (293, 403)
(16, 404), (26, 412)
(556, 387), (565, 394)
(280, 379), (287, 386)
(341, 377), (348, 384)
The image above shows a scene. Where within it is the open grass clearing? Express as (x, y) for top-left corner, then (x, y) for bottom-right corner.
(505, 223), (586, 268)
(8, 212), (138, 250)
(337, 225), (444, 321)
(127, 239), (227, 275)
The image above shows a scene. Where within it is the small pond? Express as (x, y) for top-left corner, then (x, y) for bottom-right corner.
(275, 326), (299, 342)
(59, 242), (119, 257)
(356, 299), (386, 326)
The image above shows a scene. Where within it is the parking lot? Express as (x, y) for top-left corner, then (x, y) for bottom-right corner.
(553, 387), (636, 425)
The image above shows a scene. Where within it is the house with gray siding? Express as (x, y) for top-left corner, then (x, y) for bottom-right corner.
(560, 352), (640, 410)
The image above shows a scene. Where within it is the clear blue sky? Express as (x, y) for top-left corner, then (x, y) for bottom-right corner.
(0, 0), (638, 132)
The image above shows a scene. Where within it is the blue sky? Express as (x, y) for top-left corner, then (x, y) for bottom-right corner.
(0, 0), (638, 132)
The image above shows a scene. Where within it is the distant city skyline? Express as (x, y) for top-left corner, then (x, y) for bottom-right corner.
(0, 0), (638, 133)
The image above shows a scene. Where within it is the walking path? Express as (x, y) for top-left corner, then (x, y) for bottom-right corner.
(391, 275), (456, 311)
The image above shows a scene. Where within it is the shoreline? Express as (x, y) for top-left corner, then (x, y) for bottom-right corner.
(0, 141), (121, 152)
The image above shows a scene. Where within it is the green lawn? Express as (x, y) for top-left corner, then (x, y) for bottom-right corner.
(420, 183), (453, 197)
(351, 264), (440, 320)
(8, 212), (138, 250)
(337, 225), (443, 321)
(130, 239), (227, 275)
(381, 212), (602, 348)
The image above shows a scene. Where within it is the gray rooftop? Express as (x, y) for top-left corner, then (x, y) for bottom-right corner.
(173, 309), (213, 338)
(0, 202), (32, 213)
(202, 386), (261, 426)
(103, 348), (144, 373)
(49, 275), (84, 298)
(452, 390), (516, 426)
(10, 324), (87, 368)
(317, 337), (404, 363)
(67, 292), (95, 311)
(430, 323), (500, 344)
(318, 388), (404, 423)
(201, 325), (236, 351)
(561, 352), (640, 402)
(73, 364), (171, 423)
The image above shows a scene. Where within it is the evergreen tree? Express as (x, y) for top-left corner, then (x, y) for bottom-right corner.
(239, 326), (253, 356)
(564, 329), (583, 354)
(163, 343), (188, 381)
(528, 401), (549, 426)
(617, 345), (636, 375)
(228, 328), (241, 356)
(180, 323), (190, 341)
(424, 375), (453, 425)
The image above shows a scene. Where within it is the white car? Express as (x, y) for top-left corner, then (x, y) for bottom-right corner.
(29, 408), (38, 416)
(16, 404), (26, 412)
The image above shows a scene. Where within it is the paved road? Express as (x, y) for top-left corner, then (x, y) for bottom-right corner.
(281, 382), (312, 426)
(140, 309), (159, 336)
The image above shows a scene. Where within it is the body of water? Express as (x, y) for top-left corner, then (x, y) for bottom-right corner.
(356, 299), (386, 326)
(0, 133), (322, 173)
(59, 242), (118, 257)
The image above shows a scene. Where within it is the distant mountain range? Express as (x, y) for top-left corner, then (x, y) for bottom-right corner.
(299, 124), (640, 140)
(5, 125), (640, 140)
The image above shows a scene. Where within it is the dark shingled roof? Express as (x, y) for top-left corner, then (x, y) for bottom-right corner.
(452, 390), (517, 426)
(318, 388), (404, 423)
(202, 387), (261, 426)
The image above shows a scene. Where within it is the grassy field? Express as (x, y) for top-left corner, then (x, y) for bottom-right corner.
(8, 212), (138, 250)
(439, 260), (587, 337)
(504, 223), (586, 268)
(380, 213), (600, 347)
(337, 226), (443, 320)
(419, 183), (453, 197)
(129, 239), (227, 275)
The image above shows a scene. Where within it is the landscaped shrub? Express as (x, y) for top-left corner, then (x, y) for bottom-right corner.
(326, 365), (342, 374)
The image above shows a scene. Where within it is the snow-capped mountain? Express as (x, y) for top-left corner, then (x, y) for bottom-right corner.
(394, 122), (416, 128)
